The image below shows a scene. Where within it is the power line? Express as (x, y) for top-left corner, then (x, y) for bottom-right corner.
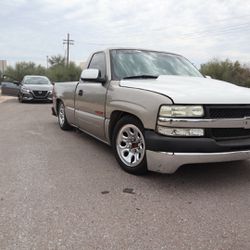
(149, 14), (250, 34)
(180, 22), (250, 37)
(179, 25), (250, 40)
(63, 33), (74, 66)
(58, 15), (250, 49)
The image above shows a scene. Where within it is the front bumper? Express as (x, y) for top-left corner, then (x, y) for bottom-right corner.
(145, 113), (250, 173)
(146, 150), (250, 173)
(145, 131), (250, 173)
(21, 92), (52, 101)
(145, 131), (250, 153)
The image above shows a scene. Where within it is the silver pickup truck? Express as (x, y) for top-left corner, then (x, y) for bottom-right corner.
(52, 48), (250, 174)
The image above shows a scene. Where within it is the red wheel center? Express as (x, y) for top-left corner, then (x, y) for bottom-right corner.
(131, 143), (138, 149)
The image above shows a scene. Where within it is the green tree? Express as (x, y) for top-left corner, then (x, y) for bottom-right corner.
(200, 59), (250, 87)
(3, 58), (82, 82)
(4, 62), (46, 82)
(47, 62), (82, 82)
(48, 55), (66, 67)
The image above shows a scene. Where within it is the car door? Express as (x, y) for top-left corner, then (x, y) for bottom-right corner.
(1, 81), (20, 96)
(75, 52), (108, 141)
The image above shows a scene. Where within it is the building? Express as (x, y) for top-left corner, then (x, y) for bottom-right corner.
(0, 60), (7, 73)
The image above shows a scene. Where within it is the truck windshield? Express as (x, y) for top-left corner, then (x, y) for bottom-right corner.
(110, 49), (203, 80)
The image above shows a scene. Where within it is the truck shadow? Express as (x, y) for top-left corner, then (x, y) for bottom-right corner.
(73, 126), (250, 191)
(141, 161), (250, 192)
(0, 97), (51, 104)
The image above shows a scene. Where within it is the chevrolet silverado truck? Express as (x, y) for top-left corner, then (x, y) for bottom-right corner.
(52, 48), (250, 174)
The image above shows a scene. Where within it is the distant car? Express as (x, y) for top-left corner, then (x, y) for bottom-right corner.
(1, 81), (20, 96)
(18, 75), (53, 103)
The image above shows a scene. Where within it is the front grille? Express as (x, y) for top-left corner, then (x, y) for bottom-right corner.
(211, 128), (250, 140)
(33, 90), (48, 98)
(205, 105), (250, 140)
(206, 105), (250, 119)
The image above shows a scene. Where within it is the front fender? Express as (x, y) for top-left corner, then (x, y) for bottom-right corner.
(106, 84), (173, 130)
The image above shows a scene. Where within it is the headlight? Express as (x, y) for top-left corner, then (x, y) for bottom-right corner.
(21, 86), (30, 93)
(157, 126), (204, 137)
(159, 105), (204, 117)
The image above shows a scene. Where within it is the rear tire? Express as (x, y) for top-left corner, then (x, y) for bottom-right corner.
(58, 102), (71, 130)
(112, 116), (148, 175)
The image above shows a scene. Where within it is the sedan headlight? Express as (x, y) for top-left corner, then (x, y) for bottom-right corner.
(159, 105), (204, 117)
(21, 86), (30, 93)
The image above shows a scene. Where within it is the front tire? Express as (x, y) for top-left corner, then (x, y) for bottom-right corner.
(18, 93), (23, 103)
(58, 102), (71, 130)
(112, 116), (148, 175)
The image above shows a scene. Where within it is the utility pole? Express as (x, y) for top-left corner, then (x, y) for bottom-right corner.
(63, 33), (74, 67)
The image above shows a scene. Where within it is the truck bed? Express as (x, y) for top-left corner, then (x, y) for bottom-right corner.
(54, 81), (78, 124)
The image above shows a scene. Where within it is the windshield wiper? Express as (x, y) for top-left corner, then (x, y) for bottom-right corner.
(122, 75), (158, 80)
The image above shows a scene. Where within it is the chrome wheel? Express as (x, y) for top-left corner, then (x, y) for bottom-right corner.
(57, 102), (71, 130)
(116, 124), (146, 167)
(59, 104), (65, 127)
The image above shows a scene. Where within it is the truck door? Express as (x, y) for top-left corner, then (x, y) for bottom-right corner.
(75, 52), (107, 141)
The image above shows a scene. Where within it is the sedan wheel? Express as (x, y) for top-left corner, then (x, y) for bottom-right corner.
(18, 94), (23, 103)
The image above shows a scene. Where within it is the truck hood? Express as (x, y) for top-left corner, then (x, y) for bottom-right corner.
(120, 75), (250, 104)
(23, 84), (53, 91)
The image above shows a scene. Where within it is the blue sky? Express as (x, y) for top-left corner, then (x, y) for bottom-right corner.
(0, 0), (250, 67)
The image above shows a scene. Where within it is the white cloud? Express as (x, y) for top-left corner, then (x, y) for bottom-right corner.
(0, 0), (250, 66)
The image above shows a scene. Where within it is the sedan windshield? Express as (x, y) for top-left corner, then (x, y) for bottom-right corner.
(110, 49), (203, 80)
(23, 76), (50, 85)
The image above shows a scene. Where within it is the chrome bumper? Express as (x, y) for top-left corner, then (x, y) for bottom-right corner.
(149, 115), (250, 173)
(22, 95), (52, 101)
(21, 91), (52, 101)
(146, 150), (250, 174)
(158, 117), (250, 129)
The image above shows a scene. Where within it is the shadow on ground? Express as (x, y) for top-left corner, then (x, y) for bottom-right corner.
(0, 98), (52, 104)
(63, 123), (250, 192)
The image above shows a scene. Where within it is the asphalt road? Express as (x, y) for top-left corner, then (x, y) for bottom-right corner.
(0, 97), (250, 250)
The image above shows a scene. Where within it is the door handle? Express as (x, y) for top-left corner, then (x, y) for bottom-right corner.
(78, 90), (83, 96)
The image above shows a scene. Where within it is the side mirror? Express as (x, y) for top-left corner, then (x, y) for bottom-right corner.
(80, 69), (106, 83)
(205, 75), (212, 79)
(13, 80), (20, 85)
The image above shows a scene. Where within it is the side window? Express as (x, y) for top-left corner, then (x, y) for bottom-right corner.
(88, 52), (106, 78)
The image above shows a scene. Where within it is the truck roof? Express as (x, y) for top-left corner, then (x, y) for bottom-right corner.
(104, 47), (182, 57)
